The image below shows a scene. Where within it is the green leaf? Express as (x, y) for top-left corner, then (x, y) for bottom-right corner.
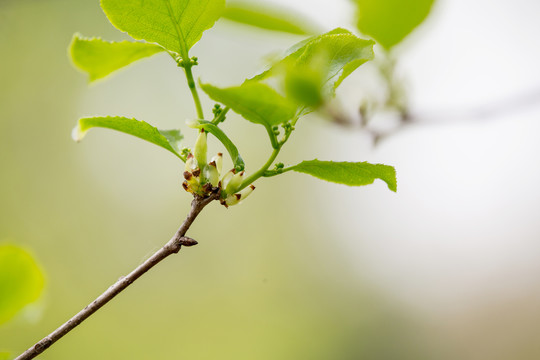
(222, 2), (318, 35)
(0, 244), (45, 326)
(200, 82), (297, 148)
(0, 352), (10, 360)
(282, 50), (328, 108)
(289, 160), (397, 192)
(69, 34), (164, 82)
(100, 0), (225, 59)
(254, 28), (374, 93)
(73, 116), (184, 160)
(353, 0), (435, 49)
(284, 67), (324, 108)
(189, 120), (245, 171)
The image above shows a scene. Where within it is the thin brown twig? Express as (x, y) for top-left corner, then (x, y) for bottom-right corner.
(329, 86), (540, 144)
(371, 87), (540, 144)
(14, 193), (219, 360)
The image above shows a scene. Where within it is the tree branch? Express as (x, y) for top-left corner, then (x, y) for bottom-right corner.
(14, 193), (219, 360)
(326, 86), (540, 145)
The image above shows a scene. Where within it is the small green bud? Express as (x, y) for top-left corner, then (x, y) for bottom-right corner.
(239, 184), (255, 200)
(282, 122), (294, 134)
(212, 104), (222, 117)
(182, 159), (202, 194)
(193, 129), (207, 175)
(221, 169), (236, 190)
(225, 171), (244, 194)
(176, 56), (186, 68)
(181, 147), (191, 157)
(222, 194), (239, 207)
(222, 184), (255, 207)
(205, 161), (220, 187)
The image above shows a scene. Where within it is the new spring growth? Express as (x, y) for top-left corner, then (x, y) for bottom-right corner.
(194, 129), (207, 176)
(175, 56), (199, 68)
(182, 130), (255, 207)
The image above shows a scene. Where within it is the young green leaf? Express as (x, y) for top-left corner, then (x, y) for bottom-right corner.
(200, 81), (297, 148)
(189, 120), (245, 171)
(284, 67), (324, 108)
(222, 2), (319, 35)
(253, 28), (374, 93)
(73, 116), (184, 160)
(0, 244), (45, 326)
(289, 160), (397, 192)
(353, 0), (435, 49)
(282, 50), (328, 108)
(69, 34), (164, 82)
(100, 0), (225, 59)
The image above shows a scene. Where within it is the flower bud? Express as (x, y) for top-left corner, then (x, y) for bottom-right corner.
(238, 184), (255, 201)
(221, 169), (236, 190)
(211, 153), (223, 174)
(205, 161), (220, 187)
(225, 171), (244, 195)
(224, 194), (240, 207)
(222, 185), (255, 207)
(193, 129), (207, 173)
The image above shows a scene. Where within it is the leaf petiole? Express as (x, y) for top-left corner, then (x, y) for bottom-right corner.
(263, 166), (293, 177)
(168, 51), (205, 121)
(238, 147), (281, 192)
(183, 63), (205, 120)
(265, 126), (280, 149)
(189, 120), (245, 171)
(238, 111), (302, 190)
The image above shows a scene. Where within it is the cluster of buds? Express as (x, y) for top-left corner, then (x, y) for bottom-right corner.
(182, 129), (255, 207)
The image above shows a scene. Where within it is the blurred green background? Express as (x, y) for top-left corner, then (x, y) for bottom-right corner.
(2, 0), (540, 359)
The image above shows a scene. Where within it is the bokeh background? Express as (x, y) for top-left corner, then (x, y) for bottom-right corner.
(2, 0), (540, 359)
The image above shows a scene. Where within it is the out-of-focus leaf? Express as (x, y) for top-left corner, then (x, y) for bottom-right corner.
(73, 116), (184, 160)
(0, 244), (45, 326)
(200, 82), (297, 148)
(289, 160), (397, 192)
(283, 51), (328, 108)
(222, 2), (318, 35)
(189, 120), (245, 171)
(284, 66), (324, 108)
(69, 34), (164, 82)
(254, 28), (374, 93)
(353, 0), (435, 49)
(100, 0), (225, 59)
